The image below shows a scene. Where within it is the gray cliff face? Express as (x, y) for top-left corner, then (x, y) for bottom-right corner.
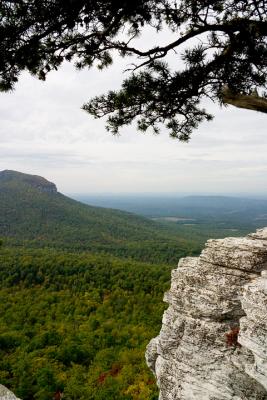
(146, 228), (267, 400)
(0, 385), (20, 400)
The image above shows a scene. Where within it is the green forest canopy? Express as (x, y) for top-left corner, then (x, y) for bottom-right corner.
(1, 0), (267, 139)
(0, 247), (171, 400)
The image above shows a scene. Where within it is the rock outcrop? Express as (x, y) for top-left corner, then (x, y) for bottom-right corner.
(0, 385), (20, 400)
(146, 228), (267, 399)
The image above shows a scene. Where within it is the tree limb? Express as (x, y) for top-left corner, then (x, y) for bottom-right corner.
(222, 86), (267, 113)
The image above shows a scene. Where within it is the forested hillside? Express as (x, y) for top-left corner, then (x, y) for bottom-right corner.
(0, 170), (200, 264)
(0, 170), (195, 399)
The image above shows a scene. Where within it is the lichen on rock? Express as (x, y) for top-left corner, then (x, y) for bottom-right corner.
(146, 228), (267, 399)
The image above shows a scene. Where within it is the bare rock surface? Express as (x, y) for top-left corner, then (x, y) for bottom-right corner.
(146, 228), (267, 399)
(0, 385), (20, 400)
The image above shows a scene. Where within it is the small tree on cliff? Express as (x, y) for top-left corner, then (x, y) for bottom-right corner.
(1, 1), (267, 139)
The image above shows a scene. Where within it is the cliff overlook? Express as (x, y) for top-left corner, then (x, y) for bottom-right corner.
(147, 228), (267, 399)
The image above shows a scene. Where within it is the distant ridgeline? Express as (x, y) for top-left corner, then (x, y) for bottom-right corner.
(0, 170), (200, 264)
(0, 170), (57, 194)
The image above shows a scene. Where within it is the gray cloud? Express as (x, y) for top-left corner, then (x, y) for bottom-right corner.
(0, 32), (266, 194)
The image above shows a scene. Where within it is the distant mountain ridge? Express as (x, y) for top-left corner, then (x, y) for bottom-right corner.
(76, 193), (267, 223)
(0, 170), (197, 263)
(0, 169), (57, 193)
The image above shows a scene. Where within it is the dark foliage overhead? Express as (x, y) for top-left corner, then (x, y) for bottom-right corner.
(1, 1), (267, 139)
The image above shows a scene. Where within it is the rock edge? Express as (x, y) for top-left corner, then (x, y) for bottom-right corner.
(146, 228), (267, 400)
(0, 385), (20, 400)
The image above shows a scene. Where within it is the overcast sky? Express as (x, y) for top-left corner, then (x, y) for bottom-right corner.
(0, 30), (267, 195)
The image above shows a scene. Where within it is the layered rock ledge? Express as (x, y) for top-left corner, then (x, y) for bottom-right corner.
(146, 228), (267, 399)
(0, 385), (20, 400)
